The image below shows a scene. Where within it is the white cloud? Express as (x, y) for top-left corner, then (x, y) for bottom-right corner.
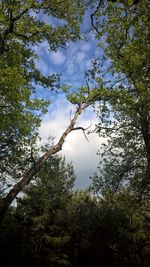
(66, 63), (75, 75)
(75, 51), (85, 64)
(50, 50), (66, 65)
(81, 43), (91, 51)
(63, 126), (103, 188)
(39, 97), (105, 188)
(85, 59), (92, 69)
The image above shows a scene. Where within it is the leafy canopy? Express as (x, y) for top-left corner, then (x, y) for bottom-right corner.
(0, 0), (85, 186)
(90, 0), (150, 197)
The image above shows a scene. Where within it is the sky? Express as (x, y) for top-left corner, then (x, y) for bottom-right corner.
(34, 10), (106, 188)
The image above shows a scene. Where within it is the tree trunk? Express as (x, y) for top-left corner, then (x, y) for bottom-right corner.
(138, 102), (150, 197)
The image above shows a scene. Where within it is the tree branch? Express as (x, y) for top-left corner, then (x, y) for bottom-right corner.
(12, 8), (29, 22)
(90, 0), (102, 35)
(72, 125), (92, 142)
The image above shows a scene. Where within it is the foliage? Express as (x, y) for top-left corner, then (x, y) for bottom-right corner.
(1, 184), (149, 267)
(90, 0), (150, 197)
(0, 0), (85, 189)
(0, 155), (76, 267)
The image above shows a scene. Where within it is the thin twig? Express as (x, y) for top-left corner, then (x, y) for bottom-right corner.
(85, 78), (90, 95)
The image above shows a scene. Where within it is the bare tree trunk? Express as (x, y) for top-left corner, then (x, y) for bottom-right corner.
(0, 103), (84, 223)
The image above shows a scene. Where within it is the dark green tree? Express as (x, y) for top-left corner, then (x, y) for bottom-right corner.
(91, 190), (150, 267)
(0, 154), (76, 267)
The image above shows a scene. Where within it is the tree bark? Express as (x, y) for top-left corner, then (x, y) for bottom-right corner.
(140, 117), (150, 193)
(0, 103), (84, 223)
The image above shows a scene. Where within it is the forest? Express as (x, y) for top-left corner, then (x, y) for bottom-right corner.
(0, 0), (150, 266)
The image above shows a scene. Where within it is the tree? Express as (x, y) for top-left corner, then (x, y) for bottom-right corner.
(0, 0), (86, 220)
(89, 2), (150, 264)
(0, 155), (76, 267)
(91, 190), (150, 267)
(90, 0), (150, 197)
(66, 190), (100, 266)
(1, 161), (149, 267)
(0, 0), (85, 180)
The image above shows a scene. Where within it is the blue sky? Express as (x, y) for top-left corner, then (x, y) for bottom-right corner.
(34, 33), (103, 88)
(34, 10), (106, 188)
